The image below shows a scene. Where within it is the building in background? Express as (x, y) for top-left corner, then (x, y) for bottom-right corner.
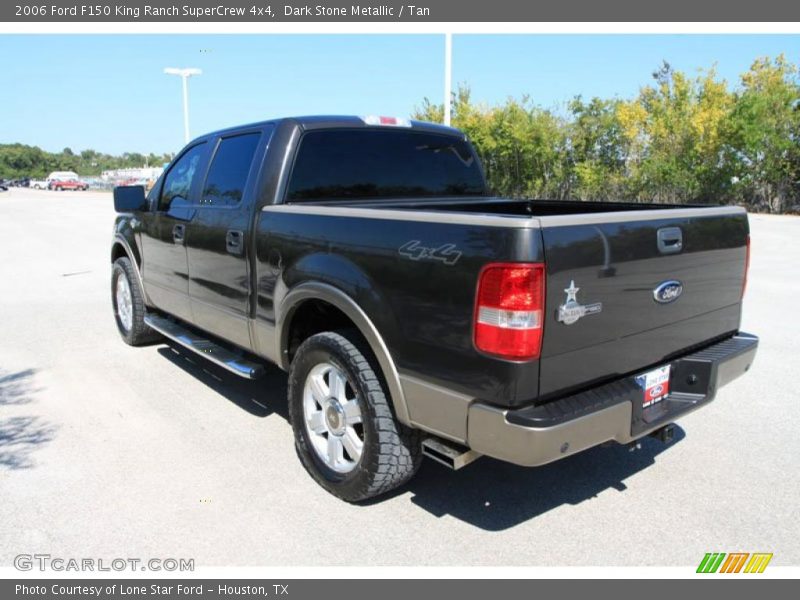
(101, 166), (164, 183)
(100, 166), (164, 192)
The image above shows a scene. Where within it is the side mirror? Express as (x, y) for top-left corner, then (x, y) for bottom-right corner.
(113, 185), (147, 213)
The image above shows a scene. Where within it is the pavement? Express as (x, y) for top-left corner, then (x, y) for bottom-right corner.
(0, 187), (798, 567)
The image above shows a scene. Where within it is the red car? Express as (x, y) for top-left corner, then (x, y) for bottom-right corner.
(50, 178), (88, 191)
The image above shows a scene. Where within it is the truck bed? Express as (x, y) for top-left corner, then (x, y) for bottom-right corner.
(334, 196), (715, 217)
(266, 196), (748, 410)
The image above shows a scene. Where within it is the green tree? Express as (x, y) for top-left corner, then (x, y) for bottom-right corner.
(414, 85), (569, 198)
(617, 62), (735, 203)
(568, 96), (626, 200)
(0, 144), (175, 179)
(725, 55), (800, 213)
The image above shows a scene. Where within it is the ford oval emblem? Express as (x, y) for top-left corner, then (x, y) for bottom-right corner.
(653, 280), (683, 304)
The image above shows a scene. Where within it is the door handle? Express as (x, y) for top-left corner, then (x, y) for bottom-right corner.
(657, 227), (683, 254)
(172, 224), (185, 244)
(226, 230), (244, 255)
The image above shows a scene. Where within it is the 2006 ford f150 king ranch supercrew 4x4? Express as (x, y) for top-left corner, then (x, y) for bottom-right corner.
(110, 115), (758, 501)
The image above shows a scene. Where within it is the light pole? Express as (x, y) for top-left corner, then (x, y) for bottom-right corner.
(164, 67), (202, 144)
(444, 33), (452, 126)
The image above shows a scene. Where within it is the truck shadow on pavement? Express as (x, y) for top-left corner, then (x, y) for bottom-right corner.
(401, 430), (685, 530)
(0, 368), (57, 470)
(155, 343), (685, 531)
(157, 345), (289, 420)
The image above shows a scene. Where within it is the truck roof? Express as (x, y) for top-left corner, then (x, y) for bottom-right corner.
(193, 115), (466, 144)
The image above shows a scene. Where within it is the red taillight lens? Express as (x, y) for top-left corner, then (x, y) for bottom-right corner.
(474, 263), (545, 360)
(742, 234), (751, 298)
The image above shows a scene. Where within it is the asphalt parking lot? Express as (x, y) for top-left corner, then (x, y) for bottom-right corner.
(0, 187), (798, 567)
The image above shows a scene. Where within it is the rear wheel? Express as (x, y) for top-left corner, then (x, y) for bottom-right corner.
(111, 257), (161, 346)
(288, 330), (422, 502)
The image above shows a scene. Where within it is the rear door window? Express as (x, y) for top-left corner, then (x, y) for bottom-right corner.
(201, 132), (261, 207)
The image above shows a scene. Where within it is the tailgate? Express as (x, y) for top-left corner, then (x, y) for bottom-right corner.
(537, 207), (749, 400)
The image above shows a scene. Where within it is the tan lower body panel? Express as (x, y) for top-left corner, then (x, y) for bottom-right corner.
(467, 401), (633, 467)
(404, 334), (757, 467)
(400, 374), (472, 443)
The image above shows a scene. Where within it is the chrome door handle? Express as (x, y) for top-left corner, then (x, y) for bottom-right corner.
(226, 230), (244, 255)
(657, 227), (683, 254)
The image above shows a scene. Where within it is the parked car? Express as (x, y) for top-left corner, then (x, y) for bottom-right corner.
(30, 179), (49, 189)
(110, 115), (757, 502)
(50, 178), (88, 191)
(0, 179), (8, 192)
(47, 170), (79, 182)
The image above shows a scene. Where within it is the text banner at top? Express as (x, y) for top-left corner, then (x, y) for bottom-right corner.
(4, 0), (800, 22)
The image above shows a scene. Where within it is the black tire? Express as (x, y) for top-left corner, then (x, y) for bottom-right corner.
(111, 257), (161, 346)
(288, 330), (422, 502)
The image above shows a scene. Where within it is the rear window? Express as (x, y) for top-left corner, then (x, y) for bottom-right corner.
(287, 129), (487, 202)
(202, 132), (261, 207)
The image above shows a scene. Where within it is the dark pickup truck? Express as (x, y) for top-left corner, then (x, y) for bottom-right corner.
(111, 115), (758, 501)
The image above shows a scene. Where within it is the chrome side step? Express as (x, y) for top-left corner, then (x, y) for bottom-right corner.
(422, 437), (481, 470)
(144, 314), (265, 380)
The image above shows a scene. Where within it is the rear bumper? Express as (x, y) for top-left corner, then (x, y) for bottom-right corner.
(466, 332), (758, 467)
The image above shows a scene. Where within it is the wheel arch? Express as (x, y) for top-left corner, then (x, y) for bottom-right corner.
(111, 234), (149, 306)
(277, 282), (411, 426)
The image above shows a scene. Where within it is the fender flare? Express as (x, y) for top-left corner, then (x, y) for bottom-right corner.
(276, 281), (411, 426)
(111, 234), (150, 305)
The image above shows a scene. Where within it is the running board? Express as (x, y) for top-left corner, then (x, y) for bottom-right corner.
(144, 314), (265, 380)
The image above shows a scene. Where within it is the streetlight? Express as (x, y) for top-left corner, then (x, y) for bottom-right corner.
(164, 67), (202, 144)
(444, 33), (452, 127)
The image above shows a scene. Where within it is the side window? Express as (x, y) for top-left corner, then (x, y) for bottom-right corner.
(201, 132), (261, 207)
(158, 143), (206, 211)
(146, 172), (165, 208)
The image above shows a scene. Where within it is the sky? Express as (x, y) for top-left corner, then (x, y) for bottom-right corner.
(0, 34), (798, 155)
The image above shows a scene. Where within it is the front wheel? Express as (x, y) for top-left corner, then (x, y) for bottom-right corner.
(111, 257), (161, 346)
(288, 331), (422, 502)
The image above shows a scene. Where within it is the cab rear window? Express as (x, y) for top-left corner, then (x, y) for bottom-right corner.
(287, 129), (487, 202)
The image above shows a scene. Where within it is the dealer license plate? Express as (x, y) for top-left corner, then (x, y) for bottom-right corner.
(636, 365), (671, 408)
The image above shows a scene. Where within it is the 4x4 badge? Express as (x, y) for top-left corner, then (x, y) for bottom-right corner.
(557, 280), (603, 325)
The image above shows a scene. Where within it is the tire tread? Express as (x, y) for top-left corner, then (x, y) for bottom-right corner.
(112, 257), (161, 346)
(289, 330), (422, 502)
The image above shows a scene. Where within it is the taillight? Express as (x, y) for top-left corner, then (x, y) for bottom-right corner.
(474, 263), (545, 360)
(742, 234), (751, 298)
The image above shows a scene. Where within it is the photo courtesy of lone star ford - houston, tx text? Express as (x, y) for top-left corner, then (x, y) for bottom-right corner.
(0, 0), (799, 595)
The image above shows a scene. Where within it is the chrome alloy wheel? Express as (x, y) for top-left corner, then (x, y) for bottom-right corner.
(115, 274), (133, 332)
(303, 362), (364, 473)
